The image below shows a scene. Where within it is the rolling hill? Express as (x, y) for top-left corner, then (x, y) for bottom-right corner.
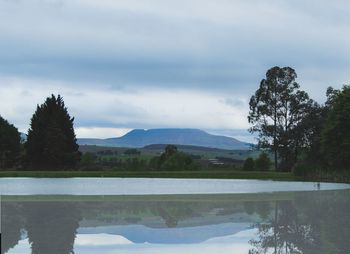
(78, 128), (251, 150)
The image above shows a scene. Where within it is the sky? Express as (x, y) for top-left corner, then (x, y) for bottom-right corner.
(0, 0), (349, 141)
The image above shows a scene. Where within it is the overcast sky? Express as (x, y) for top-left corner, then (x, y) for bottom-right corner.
(0, 0), (349, 141)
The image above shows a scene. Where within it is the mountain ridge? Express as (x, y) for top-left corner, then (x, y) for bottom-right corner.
(77, 128), (251, 150)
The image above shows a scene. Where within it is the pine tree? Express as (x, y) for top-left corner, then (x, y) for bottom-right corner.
(26, 95), (80, 169)
(0, 116), (21, 168)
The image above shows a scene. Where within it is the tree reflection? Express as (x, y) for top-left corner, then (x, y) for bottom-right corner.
(153, 202), (194, 228)
(1, 191), (349, 254)
(249, 201), (320, 254)
(1, 203), (24, 254)
(24, 202), (81, 254)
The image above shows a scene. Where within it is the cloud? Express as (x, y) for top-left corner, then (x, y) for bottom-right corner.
(0, 77), (249, 137)
(1, 0), (349, 95)
(75, 127), (131, 139)
(0, 0), (349, 136)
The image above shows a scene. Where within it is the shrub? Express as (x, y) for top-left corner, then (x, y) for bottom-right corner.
(255, 152), (271, 171)
(243, 157), (255, 171)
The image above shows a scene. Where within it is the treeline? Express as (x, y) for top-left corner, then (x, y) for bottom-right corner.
(0, 94), (199, 171)
(248, 66), (350, 177)
(1, 66), (349, 178)
(0, 95), (80, 170)
(80, 145), (199, 171)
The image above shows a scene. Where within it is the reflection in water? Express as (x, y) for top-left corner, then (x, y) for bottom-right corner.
(25, 202), (81, 254)
(1, 203), (24, 254)
(1, 190), (350, 254)
(249, 201), (318, 254)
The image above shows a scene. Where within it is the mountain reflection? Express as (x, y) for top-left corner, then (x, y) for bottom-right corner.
(1, 190), (350, 254)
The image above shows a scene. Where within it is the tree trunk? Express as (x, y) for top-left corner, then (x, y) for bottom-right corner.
(274, 201), (278, 254)
(274, 110), (278, 171)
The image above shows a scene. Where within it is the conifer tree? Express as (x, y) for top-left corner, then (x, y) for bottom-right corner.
(26, 95), (80, 169)
(0, 116), (21, 168)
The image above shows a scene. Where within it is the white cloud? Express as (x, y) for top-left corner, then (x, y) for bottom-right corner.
(75, 127), (131, 139)
(0, 77), (249, 137)
(1, 0), (350, 135)
(75, 234), (132, 246)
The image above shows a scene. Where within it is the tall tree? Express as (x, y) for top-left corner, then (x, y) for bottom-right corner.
(295, 87), (338, 166)
(321, 85), (350, 170)
(26, 95), (80, 169)
(248, 67), (312, 171)
(0, 116), (21, 169)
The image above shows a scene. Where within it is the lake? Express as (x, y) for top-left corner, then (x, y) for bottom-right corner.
(1, 178), (350, 254)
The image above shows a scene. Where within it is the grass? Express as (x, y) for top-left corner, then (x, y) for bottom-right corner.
(0, 192), (301, 202)
(0, 169), (297, 181)
(79, 144), (260, 160)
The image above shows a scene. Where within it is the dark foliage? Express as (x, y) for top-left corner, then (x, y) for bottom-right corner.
(321, 85), (350, 170)
(149, 145), (198, 171)
(124, 149), (141, 155)
(26, 95), (80, 169)
(249, 66), (314, 171)
(0, 116), (21, 168)
(255, 152), (271, 171)
(243, 157), (255, 171)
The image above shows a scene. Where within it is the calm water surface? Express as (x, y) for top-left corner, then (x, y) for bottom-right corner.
(1, 178), (350, 254)
(0, 178), (349, 195)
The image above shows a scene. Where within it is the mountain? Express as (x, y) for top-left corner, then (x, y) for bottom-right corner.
(78, 128), (251, 150)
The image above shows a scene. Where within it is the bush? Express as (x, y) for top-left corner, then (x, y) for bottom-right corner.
(124, 158), (146, 171)
(124, 149), (141, 156)
(293, 160), (323, 177)
(243, 157), (255, 171)
(160, 152), (198, 171)
(80, 152), (97, 165)
(148, 145), (198, 171)
(255, 152), (271, 171)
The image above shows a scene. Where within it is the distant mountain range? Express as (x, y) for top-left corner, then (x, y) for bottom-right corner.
(77, 128), (252, 150)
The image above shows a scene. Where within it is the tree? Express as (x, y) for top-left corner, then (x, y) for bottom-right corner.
(149, 145), (198, 171)
(159, 144), (178, 164)
(243, 157), (255, 171)
(164, 145), (178, 158)
(160, 152), (196, 171)
(255, 152), (271, 171)
(26, 95), (80, 169)
(124, 149), (141, 155)
(0, 116), (21, 169)
(248, 66), (313, 171)
(321, 85), (350, 170)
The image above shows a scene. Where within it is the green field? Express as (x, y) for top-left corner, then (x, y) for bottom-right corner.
(79, 144), (261, 161)
(0, 170), (296, 180)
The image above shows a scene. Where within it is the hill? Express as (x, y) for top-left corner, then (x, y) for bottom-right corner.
(78, 128), (251, 150)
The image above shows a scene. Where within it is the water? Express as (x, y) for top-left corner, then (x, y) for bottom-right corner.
(0, 178), (349, 195)
(1, 178), (350, 254)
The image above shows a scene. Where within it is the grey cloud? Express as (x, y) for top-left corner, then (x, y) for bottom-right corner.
(1, 0), (350, 134)
(1, 0), (349, 99)
(224, 98), (246, 108)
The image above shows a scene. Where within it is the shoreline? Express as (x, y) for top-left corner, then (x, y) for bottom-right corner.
(0, 170), (299, 181)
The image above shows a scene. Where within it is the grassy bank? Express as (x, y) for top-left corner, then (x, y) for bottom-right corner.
(0, 170), (297, 181)
(1, 191), (308, 202)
